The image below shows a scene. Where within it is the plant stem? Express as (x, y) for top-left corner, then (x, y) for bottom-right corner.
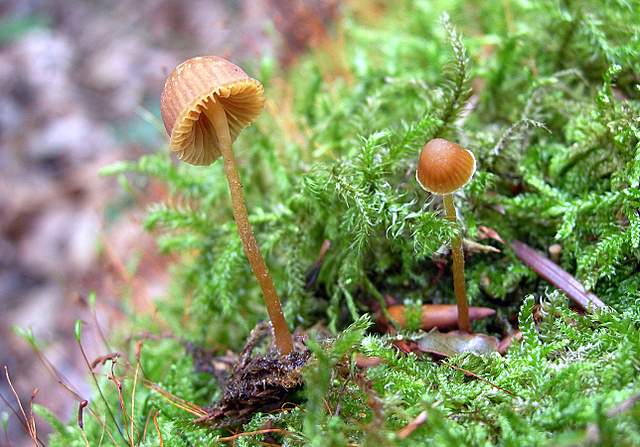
(76, 340), (128, 445)
(443, 194), (471, 333)
(205, 101), (294, 355)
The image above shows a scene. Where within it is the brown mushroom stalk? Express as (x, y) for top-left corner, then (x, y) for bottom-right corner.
(416, 138), (477, 333)
(160, 56), (293, 355)
(203, 101), (293, 355)
(443, 194), (471, 332)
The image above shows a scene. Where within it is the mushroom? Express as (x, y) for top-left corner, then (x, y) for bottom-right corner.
(160, 56), (293, 355)
(416, 138), (476, 333)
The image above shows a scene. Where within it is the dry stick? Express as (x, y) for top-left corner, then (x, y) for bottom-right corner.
(27, 390), (38, 444)
(0, 392), (32, 444)
(107, 361), (134, 447)
(141, 411), (152, 443)
(152, 411), (163, 447)
(397, 410), (428, 439)
(2, 367), (44, 447)
(443, 194), (472, 332)
(205, 101), (293, 355)
(143, 380), (206, 418)
(511, 240), (607, 311)
(130, 362), (140, 445)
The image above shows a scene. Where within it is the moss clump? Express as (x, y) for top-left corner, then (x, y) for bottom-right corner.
(41, 0), (639, 445)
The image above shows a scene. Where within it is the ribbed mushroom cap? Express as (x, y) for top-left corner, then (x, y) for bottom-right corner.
(416, 138), (476, 194)
(160, 56), (265, 165)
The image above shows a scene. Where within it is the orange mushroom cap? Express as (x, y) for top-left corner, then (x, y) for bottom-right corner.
(160, 56), (265, 166)
(416, 138), (476, 194)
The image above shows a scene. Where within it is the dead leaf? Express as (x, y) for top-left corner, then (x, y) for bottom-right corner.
(416, 331), (499, 357)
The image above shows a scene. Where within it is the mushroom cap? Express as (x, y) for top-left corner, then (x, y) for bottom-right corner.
(416, 138), (476, 194)
(160, 56), (265, 166)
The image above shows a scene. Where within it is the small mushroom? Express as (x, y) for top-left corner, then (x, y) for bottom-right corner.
(416, 138), (476, 332)
(160, 56), (293, 355)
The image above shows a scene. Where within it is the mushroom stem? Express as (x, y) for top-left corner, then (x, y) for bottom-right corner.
(205, 100), (294, 355)
(443, 194), (472, 333)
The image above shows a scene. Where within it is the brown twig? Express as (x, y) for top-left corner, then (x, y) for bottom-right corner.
(2, 367), (44, 447)
(511, 240), (607, 311)
(141, 411), (152, 443)
(152, 411), (163, 447)
(143, 380), (206, 418)
(397, 410), (428, 439)
(130, 360), (140, 445)
(107, 360), (134, 447)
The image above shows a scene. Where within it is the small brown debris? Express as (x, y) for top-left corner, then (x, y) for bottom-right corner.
(478, 225), (505, 244)
(385, 304), (495, 331)
(354, 354), (382, 369)
(397, 410), (428, 439)
(463, 239), (501, 254)
(90, 352), (121, 370)
(392, 339), (415, 354)
(497, 330), (522, 355)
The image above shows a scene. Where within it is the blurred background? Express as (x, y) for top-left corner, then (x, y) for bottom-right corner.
(0, 0), (339, 444)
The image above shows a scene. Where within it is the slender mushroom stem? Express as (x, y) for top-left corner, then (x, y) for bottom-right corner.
(204, 100), (294, 355)
(442, 194), (472, 333)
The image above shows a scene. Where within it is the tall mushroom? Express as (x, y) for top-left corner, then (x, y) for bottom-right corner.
(416, 138), (476, 333)
(160, 56), (293, 355)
